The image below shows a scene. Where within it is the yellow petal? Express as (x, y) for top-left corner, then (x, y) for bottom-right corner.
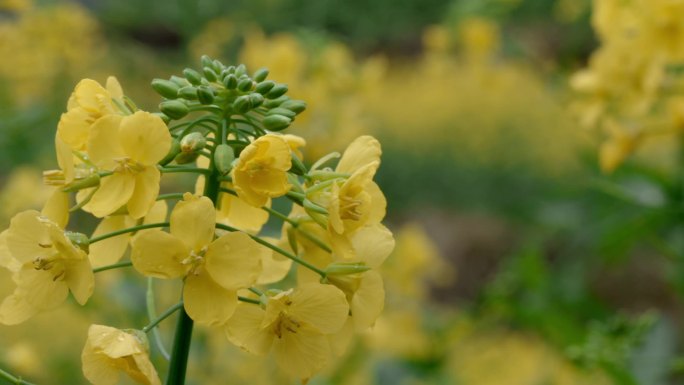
(55, 134), (75, 183)
(336, 136), (381, 174)
(351, 271), (384, 331)
(217, 185), (270, 233)
(183, 270), (237, 326)
(366, 181), (386, 224)
(127, 166), (161, 219)
(82, 340), (120, 385)
(350, 223), (394, 268)
(130, 353), (162, 385)
(205, 232), (265, 290)
(257, 237), (292, 285)
(289, 283), (349, 334)
(249, 170), (291, 197)
(89, 216), (130, 268)
(119, 111), (171, 165)
(74, 79), (108, 113)
(87, 114), (125, 169)
(130, 231), (188, 279)
(86, 173), (136, 218)
(272, 326), (330, 381)
(15, 266), (69, 310)
(328, 317), (354, 357)
(0, 294), (38, 325)
(88, 325), (142, 358)
(170, 194), (215, 252)
(232, 170), (269, 207)
(57, 107), (92, 151)
(41, 189), (70, 229)
(143, 200), (168, 226)
(105, 76), (124, 100)
(297, 248), (332, 285)
(0, 231), (20, 273)
(224, 303), (273, 355)
(65, 258), (94, 305)
(6, 210), (52, 264)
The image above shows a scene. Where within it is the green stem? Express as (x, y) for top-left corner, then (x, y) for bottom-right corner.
(215, 223), (327, 278)
(146, 278), (171, 360)
(0, 368), (36, 385)
(89, 222), (169, 244)
(159, 166), (211, 175)
(143, 302), (184, 334)
(238, 296), (261, 305)
(157, 193), (185, 201)
(93, 261), (133, 273)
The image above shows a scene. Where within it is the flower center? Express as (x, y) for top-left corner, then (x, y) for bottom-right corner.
(339, 195), (364, 221)
(272, 312), (302, 339)
(113, 157), (146, 174)
(181, 247), (207, 275)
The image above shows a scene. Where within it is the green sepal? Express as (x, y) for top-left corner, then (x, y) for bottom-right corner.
(151, 79), (180, 99)
(253, 67), (269, 82)
(223, 74), (238, 89)
(183, 68), (202, 85)
(255, 80), (275, 95)
(203, 67), (218, 82)
(262, 114), (292, 131)
(280, 99), (307, 114)
(214, 144), (235, 175)
(197, 86), (215, 104)
(65, 231), (90, 253)
(159, 138), (182, 166)
(62, 173), (101, 193)
(325, 262), (371, 276)
(267, 107), (297, 119)
(178, 86), (199, 100)
(265, 84), (288, 99)
(237, 78), (254, 92)
(159, 100), (189, 120)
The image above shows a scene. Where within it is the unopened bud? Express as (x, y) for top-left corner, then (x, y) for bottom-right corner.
(197, 86), (215, 104)
(238, 78), (254, 92)
(262, 114), (292, 131)
(160, 100), (189, 120)
(233, 95), (251, 113)
(253, 67), (269, 82)
(183, 68), (202, 85)
(180, 132), (207, 153)
(170, 75), (190, 88)
(266, 84), (288, 99)
(223, 74), (238, 89)
(255, 80), (275, 95)
(325, 262), (372, 276)
(267, 107), (296, 119)
(178, 86), (199, 100)
(214, 144), (235, 175)
(248, 93), (264, 108)
(203, 67), (218, 82)
(280, 99), (307, 114)
(263, 96), (288, 108)
(200, 55), (213, 69)
(235, 64), (247, 77)
(151, 79), (180, 99)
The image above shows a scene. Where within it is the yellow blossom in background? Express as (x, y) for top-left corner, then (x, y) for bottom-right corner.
(0, 210), (93, 325)
(131, 193), (265, 325)
(0, 167), (53, 226)
(232, 134), (292, 207)
(82, 111), (171, 219)
(81, 324), (161, 385)
(225, 283), (349, 381)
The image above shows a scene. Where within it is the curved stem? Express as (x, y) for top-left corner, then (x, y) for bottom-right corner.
(157, 193), (185, 201)
(93, 260), (133, 273)
(146, 278), (171, 361)
(143, 302), (184, 334)
(89, 222), (170, 244)
(238, 296), (261, 305)
(215, 223), (327, 278)
(0, 368), (36, 385)
(159, 167), (211, 175)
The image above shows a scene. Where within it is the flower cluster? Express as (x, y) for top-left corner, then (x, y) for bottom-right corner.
(571, 0), (684, 172)
(0, 55), (393, 384)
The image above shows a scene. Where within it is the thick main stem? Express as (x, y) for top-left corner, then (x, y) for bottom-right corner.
(165, 140), (222, 385)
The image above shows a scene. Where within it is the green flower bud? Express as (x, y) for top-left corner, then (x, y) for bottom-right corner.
(255, 80), (275, 95)
(238, 78), (254, 92)
(263, 96), (288, 108)
(235, 64), (247, 77)
(160, 100), (189, 120)
(152, 112), (171, 124)
(197, 86), (215, 104)
(253, 67), (269, 82)
(174, 151), (200, 164)
(183, 68), (202, 85)
(249, 93), (264, 108)
(180, 132), (207, 153)
(223, 74), (238, 89)
(262, 114), (292, 131)
(212, 59), (224, 72)
(232, 95), (248, 113)
(178, 86), (199, 100)
(65, 231), (90, 253)
(267, 107), (296, 119)
(151, 78), (180, 99)
(266, 84), (288, 99)
(201, 55), (213, 68)
(214, 144), (235, 175)
(159, 138), (182, 166)
(170, 75), (190, 88)
(203, 67), (218, 82)
(325, 262), (372, 276)
(280, 99), (307, 114)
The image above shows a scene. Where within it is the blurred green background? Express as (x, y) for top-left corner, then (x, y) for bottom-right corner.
(2, 0), (684, 384)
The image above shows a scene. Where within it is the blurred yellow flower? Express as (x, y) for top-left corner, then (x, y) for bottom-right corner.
(225, 283), (349, 381)
(232, 134), (292, 207)
(81, 324), (161, 385)
(0, 210), (93, 325)
(131, 194), (265, 325)
(82, 111), (171, 219)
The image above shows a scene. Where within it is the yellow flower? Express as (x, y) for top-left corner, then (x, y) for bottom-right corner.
(282, 134), (306, 160)
(225, 283), (349, 381)
(599, 119), (641, 173)
(233, 134), (292, 207)
(0, 210), (93, 325)
(81, 324), (161, 385)
(83, 111), (171, 219)
(299, 224), (394, 331)
(256, 235), (293, 285)
(58, 77), (123, 151)
(131, 193), (265, 325)
(89, 201), (167, 268)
